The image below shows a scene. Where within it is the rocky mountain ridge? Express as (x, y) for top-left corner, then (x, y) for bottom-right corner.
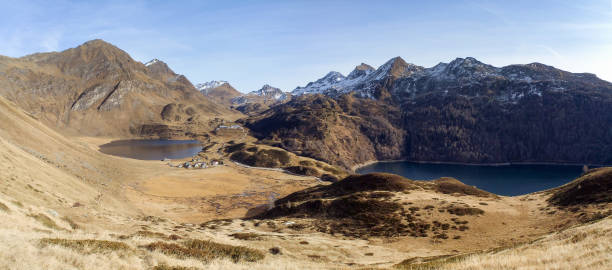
(291, 57), (609, 102)
(232, 84), (288, 105)
(246, 57), (612, 168)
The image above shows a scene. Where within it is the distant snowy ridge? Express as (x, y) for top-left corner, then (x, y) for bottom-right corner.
(196, 80), (229, 91)
(231, 84), (288, 105)
(290, 56), (604, 102)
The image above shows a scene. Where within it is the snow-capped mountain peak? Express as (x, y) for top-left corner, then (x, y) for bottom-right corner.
(252, 84), (283, 97)
(196, 80), (229, 91)
(144, 59), (161, 67)
(231, 84), (288, 105)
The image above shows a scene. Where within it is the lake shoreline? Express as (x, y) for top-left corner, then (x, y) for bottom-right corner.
(354, 160), (587, 196)
(353, 159), (606, 173)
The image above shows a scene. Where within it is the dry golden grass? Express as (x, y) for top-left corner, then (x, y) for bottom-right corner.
(230, 232), (264, 241)
(0, 202), (9, 212)
(144, 239), (265, 263)
(40, 238), (132, 254)
(1, 92), (611, 270)
(396, 216), (612, 270)
(61, 217), (79, 230)
(153, 264), (196, 270)
(28, 214), (61, 230)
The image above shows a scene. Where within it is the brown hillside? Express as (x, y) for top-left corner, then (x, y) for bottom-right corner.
(201, 82), (242, 107)
(0, 39), (236, 136)
(254, 173), (498, 237)
(548, 167), (612, 206)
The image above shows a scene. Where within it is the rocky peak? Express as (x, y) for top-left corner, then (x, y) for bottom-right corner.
(442, 57), (498, 78)
(195, 80), (229, 91)
(254, 84), (283, 96)
(347, 63), (374, 79)
(144, 59), (161, 67)
(373, 56), (422, 80)
(144, 59), (177, 80)
(31, 39), (142, 81)
(317, 71), (346, 85)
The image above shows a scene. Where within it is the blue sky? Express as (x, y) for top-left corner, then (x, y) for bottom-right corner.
(1, 0), (611, 92)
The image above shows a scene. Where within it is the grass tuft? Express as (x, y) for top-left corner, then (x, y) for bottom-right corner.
(40, 238), (131, 254)
(446, 206), (484, 216)
(61, 216), (79, 230)
(11, 200), (23, 208)
(395, 254), (471, 270)
(29, 214), (60, 230)
(144, 239), (265, 263)
(0, 202), (10, 212)
(230, 233), (263, 241)
(152, 264), (195, 270)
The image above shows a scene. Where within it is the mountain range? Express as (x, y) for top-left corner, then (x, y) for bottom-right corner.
(0, 39), (611, 269)
(244, 56), (612, 168)
(0, 40), (610, 167)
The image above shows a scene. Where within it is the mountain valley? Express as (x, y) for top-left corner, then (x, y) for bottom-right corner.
(0, 40), (610, 269)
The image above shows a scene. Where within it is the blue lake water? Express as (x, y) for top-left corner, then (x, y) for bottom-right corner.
(99, 139), (202, 160)
(356, 161), (584, 196)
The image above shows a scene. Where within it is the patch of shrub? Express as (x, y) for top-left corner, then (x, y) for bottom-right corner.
(184, 239), (265, 263)
(153, 264), (194, 270)
(269, 247), (281, 255)
(224, 143), (246, 153)
(230, 233), (263, 241)
(288, 223), (307, 230)
(446, 207), (484, 216)
(144, 242), (208, 260)
(395, 254), (471, 270)
(434, 233), (448, 239)
(132, 230), (175, 240)
(368, 191), (394, 199)
(145, 240), (264, 263)
(320, 174), (339, 182)
(299, 160), (315, 166)
(284, 166), (320, 177)
(40, 238), (131, 254)
(321, 165), (344, 175)
(230, 149), (292, 168)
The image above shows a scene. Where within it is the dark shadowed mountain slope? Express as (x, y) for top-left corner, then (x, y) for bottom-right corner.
(244, 57), (612, 168)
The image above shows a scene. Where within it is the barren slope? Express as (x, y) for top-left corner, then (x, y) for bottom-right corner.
(0, 39), (239, 137)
